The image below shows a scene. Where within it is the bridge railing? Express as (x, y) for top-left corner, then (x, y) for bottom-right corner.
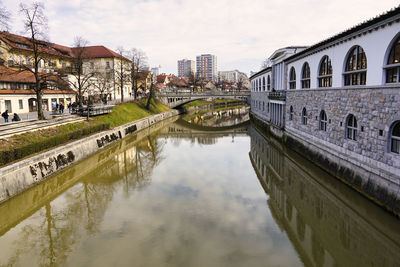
(156, 90), (250, 97)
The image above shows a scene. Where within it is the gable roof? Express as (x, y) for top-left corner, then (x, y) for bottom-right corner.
(0, 31), (128, 61)
(71, 46), (125, 59)
(0, 66), (72, 90)
(0, 31), (74, 58)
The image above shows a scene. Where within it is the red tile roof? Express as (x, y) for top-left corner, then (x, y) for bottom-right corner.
(0, 31), (74, 58)
(0, 66), (73, 91)
(0, 89), (75, 95)
(0, 31), (128, 61)
(71, 46), (125, 59)
(157, 74), (167, 83)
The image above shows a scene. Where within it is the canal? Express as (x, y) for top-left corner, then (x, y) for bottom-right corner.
(0, 107), (399, 266)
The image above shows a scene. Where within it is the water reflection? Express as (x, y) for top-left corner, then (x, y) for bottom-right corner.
(0, 114), (399, 267)
(0, 117), (174, 267)
(182, 106), (249, 128)
(249, 125), (400, 267)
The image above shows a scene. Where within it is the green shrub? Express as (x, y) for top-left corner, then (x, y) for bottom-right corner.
(0, 123), (109, 166)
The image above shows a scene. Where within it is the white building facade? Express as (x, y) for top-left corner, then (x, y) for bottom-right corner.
(250, 7), (400, 215)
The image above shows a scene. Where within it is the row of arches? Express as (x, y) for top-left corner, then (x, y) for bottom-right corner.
(289, 36), (399, 89)
(251, 75), (270, 92)
(251, 35), (400, 91)
(288, 106), (400, 154)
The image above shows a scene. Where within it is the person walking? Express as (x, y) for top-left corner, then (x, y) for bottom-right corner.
(1, 110), (9, 122)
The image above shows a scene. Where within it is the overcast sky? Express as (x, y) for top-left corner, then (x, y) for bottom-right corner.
(2, 0), (399, 75)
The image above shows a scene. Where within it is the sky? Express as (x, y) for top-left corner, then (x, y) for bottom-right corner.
(2, 0), (399, 76)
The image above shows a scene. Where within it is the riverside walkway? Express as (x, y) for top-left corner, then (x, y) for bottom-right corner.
(0, 114), (85, 138)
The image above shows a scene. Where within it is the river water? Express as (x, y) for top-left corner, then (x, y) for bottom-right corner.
(0, 107), (399, 267)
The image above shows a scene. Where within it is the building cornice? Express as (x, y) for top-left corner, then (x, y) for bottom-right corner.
(284, 7), (400, 64)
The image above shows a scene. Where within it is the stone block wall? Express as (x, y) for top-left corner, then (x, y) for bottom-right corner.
(285, 86), (400, 178)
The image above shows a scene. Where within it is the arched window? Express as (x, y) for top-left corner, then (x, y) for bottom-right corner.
(390, 121), (400, 154)
(344, 46), (367, 86)
(289, 106), (294, 121)
(267, 75), (271, 91)
(302, 108), (307, 125)
(289, 67), (296, 89)
(319, 110), (327, 131)
(318, 56), (332, 87)
(262, 77), (266, 91)
(301, 62), (310, 88)
(386, 36), (400, 83)
(346, 114), (357, 140)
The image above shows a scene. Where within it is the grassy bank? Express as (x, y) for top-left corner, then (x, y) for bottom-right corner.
(94, 98), (170, 128)
(0, 98), (171, 167)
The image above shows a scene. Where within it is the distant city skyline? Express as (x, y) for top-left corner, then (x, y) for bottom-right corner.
(2, 0), (399, 76)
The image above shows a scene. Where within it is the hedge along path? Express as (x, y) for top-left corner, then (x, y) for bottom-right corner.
(0, 98), (172, 167)
(0, 121), (110, 167)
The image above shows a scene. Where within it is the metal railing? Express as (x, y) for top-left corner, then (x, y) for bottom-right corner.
(268, 91), (286, 101)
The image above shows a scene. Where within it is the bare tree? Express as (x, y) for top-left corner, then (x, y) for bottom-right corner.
(115, 47), (130, 102)
(19, 2), (49, 120)
(145, 77), (157, 110)
(59, 36), (95, 108)
(92, 70), (113, 103)
(0, 0), (11, 31)
(128, 48), (148, 99)
(188, 70), (198, 91)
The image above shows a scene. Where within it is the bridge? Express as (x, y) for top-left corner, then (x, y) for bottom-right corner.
(156, 90), (250, 108)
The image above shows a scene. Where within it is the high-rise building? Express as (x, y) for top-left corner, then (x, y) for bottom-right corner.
(196, 54), (217, 81)
(177, 59), (195, 78)
(151, 65), (162, 76)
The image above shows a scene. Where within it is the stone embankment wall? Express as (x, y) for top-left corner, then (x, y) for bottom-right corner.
(0, 110), (180, 204)
(250, 86), (400, 216)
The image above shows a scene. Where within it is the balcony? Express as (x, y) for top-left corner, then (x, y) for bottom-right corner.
(268, 90), (286, 101)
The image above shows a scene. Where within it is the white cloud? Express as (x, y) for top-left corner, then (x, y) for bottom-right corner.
(2, 0), (399, 75)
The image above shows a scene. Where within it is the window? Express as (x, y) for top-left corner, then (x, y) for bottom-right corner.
(346, 114), (357, 140)
(289, 106), (294, 121)
(386, 36), (400, 83)
(267, 75), (271, 91)
(318, 56), (332, 87)
(319, 110), (327, 131)
(390, 121), (400, 154)
(302, 108), (307, 125)
(19, 99), (23, 109)
(106, 61), (110, 69)
(301, 62), (311, 88)
(344, 46), (367, 86)
(289, 67), (296, 89)
(262, 77), (265, 91)
(258, 79), (261, 91)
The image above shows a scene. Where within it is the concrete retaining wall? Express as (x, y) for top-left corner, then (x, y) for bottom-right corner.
(0, 110), (180, 204)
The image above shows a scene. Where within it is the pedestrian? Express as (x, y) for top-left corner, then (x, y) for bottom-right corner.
(68, 103), (71, 113)
(1, 110), (9, 122)
(56, 103), (59, 112)
(12, 113), (21, 122)
(60, 103), (64, 113)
